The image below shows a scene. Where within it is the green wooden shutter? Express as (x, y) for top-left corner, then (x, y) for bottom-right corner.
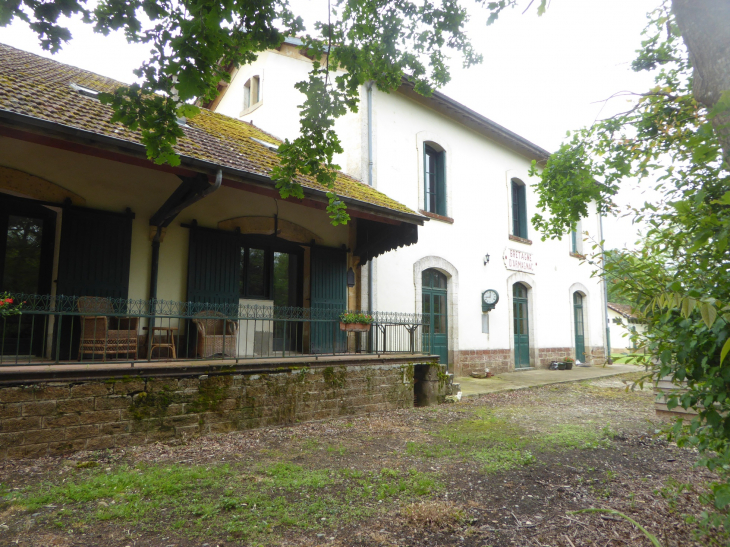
(310, 247), (347, 353)
(186, 225), (240, 310)
(512, 182), (527, 238)
(56, 207), (133, 299)
(423, 142), (428, 211)
(519, 185), (528, 238)
(436, 151), (446, 216)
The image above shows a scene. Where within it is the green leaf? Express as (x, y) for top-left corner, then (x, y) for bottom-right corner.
(700, 303), (717, 328)
(721, 338), (730, 365)
(714, 483), (730, 509)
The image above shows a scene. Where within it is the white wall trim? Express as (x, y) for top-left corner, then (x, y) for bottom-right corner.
(413, 256), (459, 365)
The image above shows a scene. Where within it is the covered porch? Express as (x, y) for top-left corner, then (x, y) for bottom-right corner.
(0, 295), (434, 368)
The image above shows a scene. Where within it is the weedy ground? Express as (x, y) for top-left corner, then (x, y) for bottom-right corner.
(0, 371), (725, 546)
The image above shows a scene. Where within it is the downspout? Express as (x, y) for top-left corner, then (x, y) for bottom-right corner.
(366, 81), (374, 313)
(598, 211), (612, 363)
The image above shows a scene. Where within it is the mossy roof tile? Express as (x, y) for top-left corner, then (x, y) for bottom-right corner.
(0, 43), (417, 217)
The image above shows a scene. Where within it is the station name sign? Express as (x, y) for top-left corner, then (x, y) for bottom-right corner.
(503, 247), (536, 274)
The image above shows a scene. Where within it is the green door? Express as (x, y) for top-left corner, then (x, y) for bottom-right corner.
(573, 292), (586, 362)
(422, 269), (448, 367)
(513, 283), (530, 368)
(310, 247), (347, 353)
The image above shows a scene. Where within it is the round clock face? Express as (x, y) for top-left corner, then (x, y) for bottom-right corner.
(483, 290), (498, 304)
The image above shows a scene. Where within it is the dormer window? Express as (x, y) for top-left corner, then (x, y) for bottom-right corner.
(242, 76), (261, 114)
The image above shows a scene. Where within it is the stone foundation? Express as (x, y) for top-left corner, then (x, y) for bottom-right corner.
(0, 361), (444, 460)
(455, 346), (607, 377)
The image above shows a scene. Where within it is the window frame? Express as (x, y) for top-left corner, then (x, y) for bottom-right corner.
(237, 234), (303, 302)
(242, 75), (262, 114)
(511, 179), (528, 239)
(423, 143), (446, 217)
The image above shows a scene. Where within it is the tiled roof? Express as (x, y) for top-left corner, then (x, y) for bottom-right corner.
(607, 303), (638, 319)
(0, 43), (417, 217)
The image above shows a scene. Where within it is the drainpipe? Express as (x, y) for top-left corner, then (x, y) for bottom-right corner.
(598, 211), (612, 363)
(366, 81), (374, 314)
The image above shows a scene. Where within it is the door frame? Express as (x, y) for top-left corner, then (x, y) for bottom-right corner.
(413, 256), (458, 369)
(421, 268), (449, 368)
(513, 282), (530, 369)
(507, 273), (536, 370)
(573, 292), (586, 362)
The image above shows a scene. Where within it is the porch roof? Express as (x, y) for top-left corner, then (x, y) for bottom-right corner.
(0, 43), (421, 221)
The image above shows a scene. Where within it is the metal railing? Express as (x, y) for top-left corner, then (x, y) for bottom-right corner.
(0, 294), (431, 367)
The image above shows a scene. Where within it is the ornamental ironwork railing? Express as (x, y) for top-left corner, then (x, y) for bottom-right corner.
(0, 294), (431, 367)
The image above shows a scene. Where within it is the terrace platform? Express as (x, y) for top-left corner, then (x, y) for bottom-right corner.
(0, 353), (439, 385)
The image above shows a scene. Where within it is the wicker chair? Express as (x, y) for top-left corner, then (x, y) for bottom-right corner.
(192, 310), (238, 358)
(77, 296), (139, 360)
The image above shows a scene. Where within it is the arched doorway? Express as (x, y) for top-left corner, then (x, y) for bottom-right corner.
(422, 269), (448, 366)
(513, 282), (530, 368)
(573, 292), (586, 362)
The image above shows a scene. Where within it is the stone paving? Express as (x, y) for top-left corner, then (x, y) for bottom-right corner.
(456, 363), (641, 397)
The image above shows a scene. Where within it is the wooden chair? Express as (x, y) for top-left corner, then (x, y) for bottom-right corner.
(77, 296), (139, 360)
(192, 310), (238, 358)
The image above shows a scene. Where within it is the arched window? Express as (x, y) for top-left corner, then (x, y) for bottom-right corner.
(511, 178), (527, 239)
(243, 76), (261, 111)
(424, 143), (446, 216)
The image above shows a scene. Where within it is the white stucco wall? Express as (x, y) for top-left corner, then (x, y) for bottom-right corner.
(608, 308), (647, 352)
(214, 50), (609, 371)
(216, 48), (364, 181)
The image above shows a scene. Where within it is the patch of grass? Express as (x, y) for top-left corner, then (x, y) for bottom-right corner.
(405, 409), (616, 474)
(472, 447), (536, 473)
(326, 443), (348, 456)
(540, 424), (614, 450)
(12, 461), (442, 544)
(405, 413), (536, 473)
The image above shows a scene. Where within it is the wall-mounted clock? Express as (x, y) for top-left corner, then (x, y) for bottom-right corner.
(482, 289), (499, 312)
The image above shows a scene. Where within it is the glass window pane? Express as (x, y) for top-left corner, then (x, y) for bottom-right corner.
(422, 270), (430, 287)
(3, 215), (43, 294)
(273, 251), (298, 307)
(247, 248), (266, 297)
(422, 294), (430, 314)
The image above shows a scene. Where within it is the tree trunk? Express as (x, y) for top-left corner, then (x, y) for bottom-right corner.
(672, 0), (730, 168)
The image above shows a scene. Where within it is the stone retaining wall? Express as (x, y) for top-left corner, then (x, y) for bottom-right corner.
(0, 363), (437, 460)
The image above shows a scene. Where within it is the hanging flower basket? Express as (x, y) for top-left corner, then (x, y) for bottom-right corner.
(340, 322), (371, 332)
(339, 312), (374, 332)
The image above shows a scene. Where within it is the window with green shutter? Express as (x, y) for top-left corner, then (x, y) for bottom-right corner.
(424, 144), (446, 216)
(511, 179), (527, 239)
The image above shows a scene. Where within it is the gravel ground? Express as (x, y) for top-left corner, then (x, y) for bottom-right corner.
(0, 373), (724, 547)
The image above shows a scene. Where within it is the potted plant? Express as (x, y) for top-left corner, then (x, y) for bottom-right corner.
(564, 357), (575, 370)
(339, 312), (374, 332)
(0, 293), (22, 318)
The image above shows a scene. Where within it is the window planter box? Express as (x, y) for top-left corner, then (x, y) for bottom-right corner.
(339, 322), (371, 333)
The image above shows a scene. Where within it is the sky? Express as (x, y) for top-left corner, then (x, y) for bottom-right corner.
(0, 0), (661, 250)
